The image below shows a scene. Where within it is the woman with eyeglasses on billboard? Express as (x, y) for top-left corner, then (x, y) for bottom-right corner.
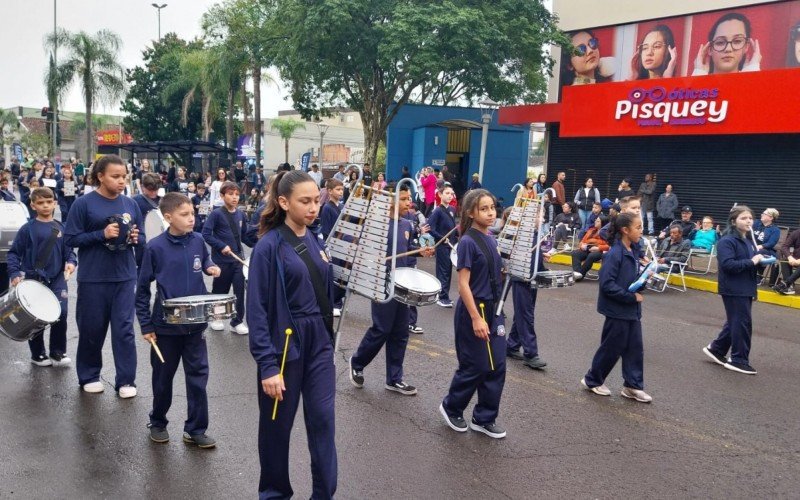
(630, 25), (678, 80)
(561, 30), (615, 85)
(693, 12), (761, 76)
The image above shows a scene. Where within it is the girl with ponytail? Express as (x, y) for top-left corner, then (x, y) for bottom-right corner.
(247, 169), (338, 498)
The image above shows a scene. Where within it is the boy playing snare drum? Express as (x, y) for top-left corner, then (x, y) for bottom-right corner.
(135, 193), (221, 447)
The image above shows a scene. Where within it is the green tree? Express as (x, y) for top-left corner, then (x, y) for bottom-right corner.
(269, 0), (565, 167)
(270, 118), (306, 164)
(69, 113), (110, 136)
(0, 108), (20, 156)
(45, 29), (125, 161)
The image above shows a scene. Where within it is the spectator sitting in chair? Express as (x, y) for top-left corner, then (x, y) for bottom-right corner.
(773, 225), (800, 295)
(658, 205), (695, 241)
(655, 225), (691, 272)
(689, 216), (719, 252)
(571, 214), (610, 281)
(552, 201), (582, 250)
(578, 201), (603, 238)
(752, 208), (780, 257)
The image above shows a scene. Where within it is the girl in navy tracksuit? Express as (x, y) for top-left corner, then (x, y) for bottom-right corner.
(64, 155), (143, 396)
(136, 193), (221, 448)
(348, 185), (433, 396)
(440, 189), (508, 439)
(55, 167), (78, 221)
(247, 170), (337, 500)
(582, 212), (652, 403)
(202, 181), (255, 334)
(427, 185), (457, 307)
(702, 205), (765, 375)
(7, 187), (77, 366)
(507, 240), (548, 370)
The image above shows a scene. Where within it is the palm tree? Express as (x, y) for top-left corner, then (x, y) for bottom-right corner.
(69, 113), (110, 136)
(0, 108), (20, 156)
(164, 49), (223, 142)
(270, 118), (306, 164)
(45, 28), (124, 161)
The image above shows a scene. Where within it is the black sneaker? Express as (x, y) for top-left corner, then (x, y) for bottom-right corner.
(469, 419), (507, 439)
(724, 360), (757, 375)
(50, 352), (72, 366)
(408, 325), (424, 334)
(506, 349), (525, 360)
(183, 433), (216, 448)
(148, 424), (169, 443)
(702, 345), (727, 366)
(385, 381), (417, 396)
(773, 283), (796, 295)
(523, 356), (547, 370)
(349, 357), (364, 388)
(439, 403), (467, 432)
(31, 354), (52, 367)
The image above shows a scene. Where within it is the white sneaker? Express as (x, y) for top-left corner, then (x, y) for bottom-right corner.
(233, 323), (249, 335)
(118, 385), (137, 399)
(209, 321), (224, 331)
(333, 308), (342, 318)
(563, 244), (572, 251)
(580, 378), (611, 396)
(621, 387), (653, 403)
(83, 381), (104, 393)
(573, 271), (584, 281)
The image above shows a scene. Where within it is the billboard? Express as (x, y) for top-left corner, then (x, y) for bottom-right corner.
(560, 1), (800, 89)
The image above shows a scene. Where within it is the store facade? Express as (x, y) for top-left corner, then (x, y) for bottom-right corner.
(500, 0), (800, 226)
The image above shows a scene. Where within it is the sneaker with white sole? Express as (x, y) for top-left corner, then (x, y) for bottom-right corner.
(385, 381), (417, 396)
(209, 321), (224, 331)
(436, 299), (454, 308)
(333, 308), (342, 317)
(469, 419), (507, 439)
(83, 381), (104, 393)
(348, 357), (364, 388)
(408, 325), (424, 334)
(118, 385), (137, 399)
(573, 271), (584, 281)
(724, 360), (757, 375)
(50, 353), (71, 366)
(439, 403), (467, 433)
(183, 432), (216, 449)
(621, 387), (653, 403)
(31, 354), (52, 367)
(580, 378), (611, 396)
(232, 323), (249, 335)
(702, 345), (727, 366)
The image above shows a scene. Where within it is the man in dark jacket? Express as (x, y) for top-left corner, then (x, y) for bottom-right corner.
(637, 174), (656, 235)
(656, 225), (691, 271)
(774, 226), (800, 295)
(658, 206), (695, 241)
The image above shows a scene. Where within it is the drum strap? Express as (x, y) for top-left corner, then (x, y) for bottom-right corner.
(466, 228), (499, 302)
(222, 209), (243, 257)
(35, 223), (61, 273)
(277, 224), (335, 342)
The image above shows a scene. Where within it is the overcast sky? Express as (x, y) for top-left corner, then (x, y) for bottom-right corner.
(0, 0), (292, 117)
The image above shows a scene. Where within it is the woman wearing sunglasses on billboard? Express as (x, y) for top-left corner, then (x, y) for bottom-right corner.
(785, 21), (800, 67)
(629, 25), (678, 80)
(561, 30), (615, 85)
(693, 12), (761, 76)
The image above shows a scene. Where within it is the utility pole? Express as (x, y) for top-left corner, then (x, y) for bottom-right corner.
(52, 0), (57, 160)
(317, 122), (329, 170)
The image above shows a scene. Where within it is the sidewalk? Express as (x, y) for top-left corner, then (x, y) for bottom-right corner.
(549, 254), (800, 309)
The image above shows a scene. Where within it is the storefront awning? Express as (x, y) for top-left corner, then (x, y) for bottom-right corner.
(499, 103), (562, 126)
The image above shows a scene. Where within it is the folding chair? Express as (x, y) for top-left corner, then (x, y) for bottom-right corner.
(647, 261), (687, 293)
(686, 245), (716, 275)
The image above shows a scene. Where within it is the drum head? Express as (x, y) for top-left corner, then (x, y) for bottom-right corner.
(393, 268), (441, 293)
(163, 294), (234, 305)
(144, 210), (168, 239)
(16, 280), (60, 323)
(0, 201), (29, 229)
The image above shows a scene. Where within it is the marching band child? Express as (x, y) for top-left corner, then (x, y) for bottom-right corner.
(320, 178), (346, 315)
(247, 170), (337, 499)
(7, 187), (77, 366)
(702, 205), (765, 375)
(192, 183), (211, 232)
(440, 189), (508, 439)
(202, 181), (254, 335)
(64, 155), (142, 397)
(427, 185), (457, 308)
(136, 193), (221, 447)
(348, 184), (434, 396)
(581, 212), (652, 403)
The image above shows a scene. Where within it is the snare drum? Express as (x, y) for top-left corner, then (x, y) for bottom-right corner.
(162, 294), (236, 324)
(532, 270), (575, 289)
(0, 280), (61, 342)
(144, 209), (169, 239)
(391, 268), (441, 306)
(0, 201), (29, 263)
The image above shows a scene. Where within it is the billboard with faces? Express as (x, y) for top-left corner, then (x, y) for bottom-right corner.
(559, 0), (800, 91)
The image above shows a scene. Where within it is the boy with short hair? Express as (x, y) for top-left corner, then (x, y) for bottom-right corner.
(7, 187), (77, 366)
(0, 176), (16, 201)
(192, 183), (211, 232)
(201, 181), (254, 334)
(136, 193), (221, 448)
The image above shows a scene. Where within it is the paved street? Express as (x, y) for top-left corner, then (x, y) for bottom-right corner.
(2, 258), (799, 499)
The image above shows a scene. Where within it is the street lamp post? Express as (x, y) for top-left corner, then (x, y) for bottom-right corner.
(52, 0), (58, 160)
(151, 3), (167, 40)
(477, 98), (499, 185)
(317, 122), (329, 170)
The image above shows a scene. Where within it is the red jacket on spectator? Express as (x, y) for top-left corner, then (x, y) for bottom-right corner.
(551, 179), (565, 206)
(579, 227), (610, 253)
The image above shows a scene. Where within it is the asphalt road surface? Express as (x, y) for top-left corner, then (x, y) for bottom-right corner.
(1, 258), (799, 499)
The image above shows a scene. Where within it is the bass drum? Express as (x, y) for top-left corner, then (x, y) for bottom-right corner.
(0, 201), (29, 263)
(0, 280), (61, 342)
(144, 209), (169, 240)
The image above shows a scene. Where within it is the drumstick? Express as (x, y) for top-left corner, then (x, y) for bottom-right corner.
(228, 252), (249, 268)
(479, 303), (495, 371)
(272, 328), (293, 421)
(148, 338), (165, 364)
(382, 226), (458, 261)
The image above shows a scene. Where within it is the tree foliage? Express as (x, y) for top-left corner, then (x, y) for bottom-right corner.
(121, 34), (226, 144)
(270, 118), (306, 163)
(268, 0), (566, 167)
